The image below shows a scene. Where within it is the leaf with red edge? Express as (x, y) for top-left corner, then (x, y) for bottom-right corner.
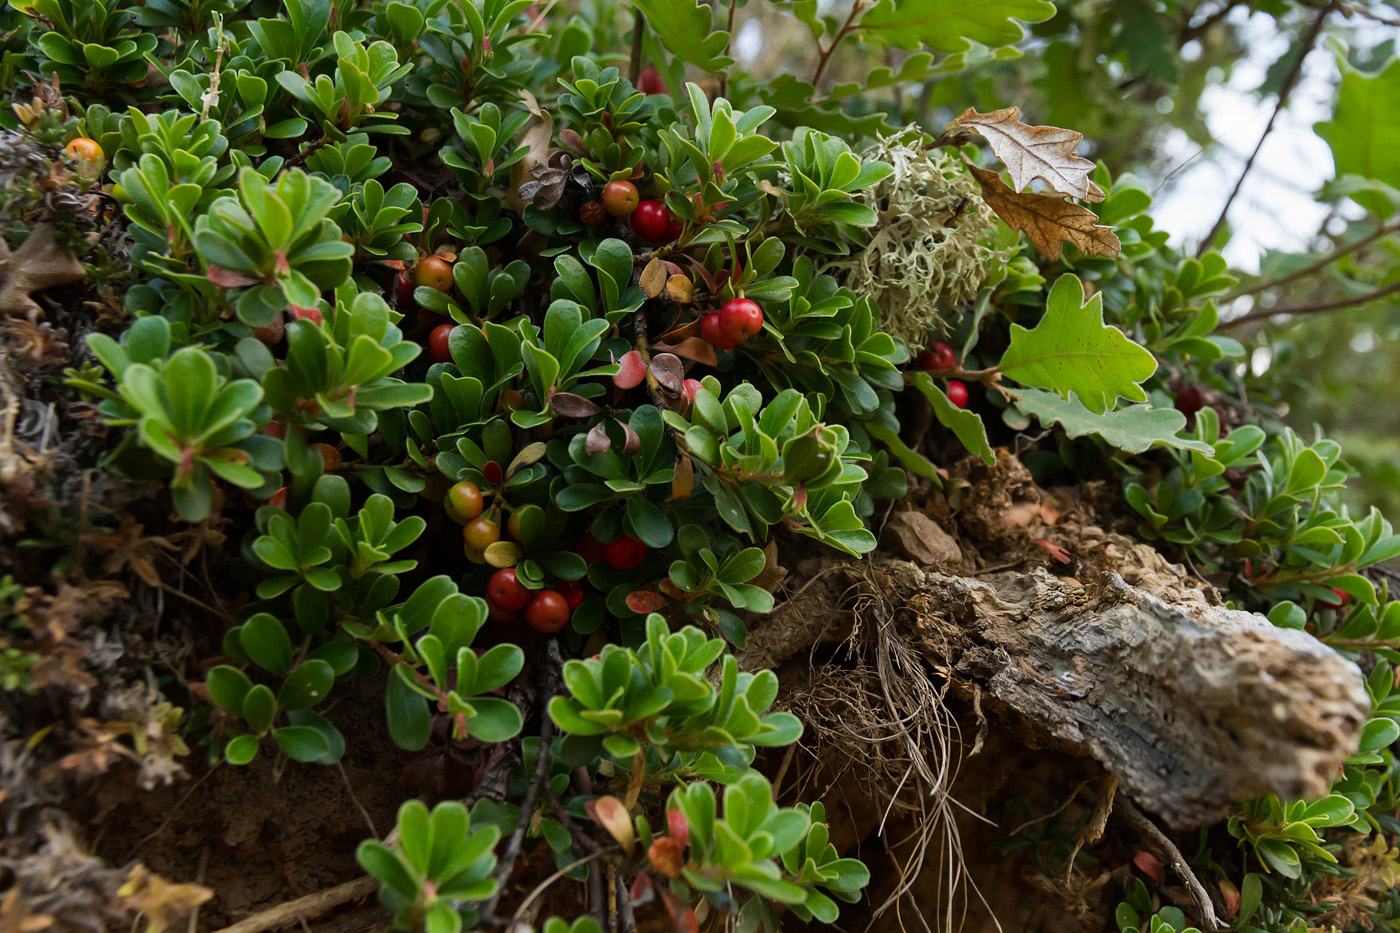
(1132, 850), (1165, 883)
(585, 795), (635, 855)
(1218, 878), (1240, 918)
(207, 265), (261, 288)
(648, 838), (684, 878)
(290, 305), (323, 325)
(629, 872), (655, 906)
(649, 353), (684, 393)
(667, 809), (689, 848)
(1031, 538), (1071, 563)
(657, 338), (717, 368)
(586, 422), (611, 453)
(626, 590), (669, 613)
(550, 392), (602, 418)
(659, 886), (699, 933)
(614, 350), (647, 389)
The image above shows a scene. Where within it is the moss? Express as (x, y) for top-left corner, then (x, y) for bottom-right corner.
(822, 128), (1005, 349)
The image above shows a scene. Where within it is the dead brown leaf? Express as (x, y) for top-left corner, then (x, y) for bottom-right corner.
(967, 163), (1120, 261)
(84, 516), (175, 588)
(640, 258), (667, 298)
(116, 866), (212, 933)
(0, 223), (86, 318)
(955, 107), (1105, 202)
(665, 274), (693, 304)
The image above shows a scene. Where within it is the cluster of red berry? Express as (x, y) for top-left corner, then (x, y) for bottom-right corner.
(602, 180), (683, 242)
(445, 478), (647, 634)
(699, 298), (763, 351)
(914, 341), (968, 408)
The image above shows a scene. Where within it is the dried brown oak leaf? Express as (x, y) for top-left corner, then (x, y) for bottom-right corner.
(0, 223), (86, 317)
(967, 163), (1120, 261)
(955, 106), (1105, 203)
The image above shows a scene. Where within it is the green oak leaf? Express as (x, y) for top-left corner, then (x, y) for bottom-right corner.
(856, 0), (1056, 54)
(998, 273), (1156, 413)
(628, 0), (732, 71)
(1316, 56), (1400, 218)
(1007, 387), (1215, 454)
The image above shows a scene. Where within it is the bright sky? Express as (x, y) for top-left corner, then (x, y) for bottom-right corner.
(1150, 10), (1397, 272)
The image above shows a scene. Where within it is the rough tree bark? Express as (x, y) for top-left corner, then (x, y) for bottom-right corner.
(741, 516), (1370, 830)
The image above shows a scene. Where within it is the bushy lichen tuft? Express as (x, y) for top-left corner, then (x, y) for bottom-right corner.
(823, 128), (1003, 348)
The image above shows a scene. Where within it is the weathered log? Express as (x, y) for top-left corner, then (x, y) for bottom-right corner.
(744, 541), (1370, 829)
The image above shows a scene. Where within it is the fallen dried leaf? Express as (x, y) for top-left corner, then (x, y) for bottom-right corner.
(1032, 538), (1072, 563)
(0, 223), (86, 317)
(955, 107), (1105, 202)
(967, 163), (1120, 261)
(665, 274), (693, 304)
(549, 391), (601, 418)
(649, 352), (684, 394)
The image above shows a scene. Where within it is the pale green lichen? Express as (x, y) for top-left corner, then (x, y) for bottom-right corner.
(823, 128), (1004, 349)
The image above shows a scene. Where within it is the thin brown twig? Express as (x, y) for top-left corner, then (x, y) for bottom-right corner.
(810, 1), (865, 88)
(614, 869), (636, 933)
(1119, 797), (1222, 931)
(1219, 279), (1400, 329)
(210, 877), (380, 933)
(1196, 2), (1334, 256)
(1226, 218), (1400, 299)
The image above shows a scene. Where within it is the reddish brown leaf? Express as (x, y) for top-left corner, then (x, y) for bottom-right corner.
(614, 350), (647, 389)
(659, 887), (699, 933)
(626, 590), (668, 613)
(482, 460), (503, 485)
(1132, 850), (1165, 884)
(586, 421), (611, 453)
(619, 419), (641, 456)
(550, 391), (602, 418)
(629, 872), (655, 905)
(966, 162), (1120, 261)
(205, 265), (261, 288)
(658, 338), (717, 368)
(667, 809), (690, 848)
(954, 107), (1105, 202)
(647, 838), (684, 878)
(1218, 878), (1240, 918)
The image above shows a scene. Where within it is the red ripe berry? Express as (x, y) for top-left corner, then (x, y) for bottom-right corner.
(429, 323), (455, 364)
(393, 270), (416, 308)
(602, 180), (640, 217)
(1174, 385), (1205, 416)
(946, 380), (969, 409)
(1320, 586), (1352, 610)
(629, 200), (675, 243)
(638, 66), (665, 95)
(576, 533), (605, 565)
(486, 568), (532, 612)
(924, 342), (956, 371)
(557, 579), (586, 610)
(719, 298), (763, 344)
(602, 534), (646, 570)
(700, 312), (738, 350)
(524, 590), (570, 633)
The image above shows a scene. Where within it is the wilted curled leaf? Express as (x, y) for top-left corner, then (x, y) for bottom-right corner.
(649, 352), (684, 394)
(640, 257), (667, 298)
(586, 421), (611, 453)
(619, 418), (641, 456)
(665, 274), (694, 304)
(955, 106), (1104, 202)
(549, 391), (601, 418)
(657, 337), (717, 368)
(966, 163), (1120, 261)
